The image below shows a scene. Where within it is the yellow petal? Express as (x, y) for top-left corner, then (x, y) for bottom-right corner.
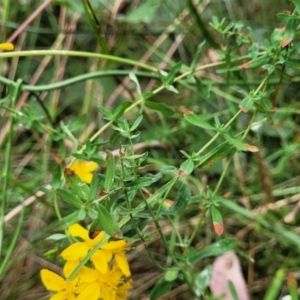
(78, 172), (93, 184)
(50, 291), (68, 300)
(78, 266), (98, 283)
(115, 252), (131, 276)
(77, 282), (100, 300)
(0, 43), (14, 51)
(63, 260), (80, 279)
(90, 231), (106, 247)
(69, 160), (98, 184)
(79, 161), (98, 172)
(60, 242), (88, 260)
(101, 240), (126, 250)
(103, 249), (113, 262)
(40, 269), (66, 291)
(91, 250), (109, 274)
(68, 223), (89, 241)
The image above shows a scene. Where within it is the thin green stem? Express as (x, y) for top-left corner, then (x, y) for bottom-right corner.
(195, 110), (241, 157)
(53, 193), (62, 221)
(0, 71), (159, 92)
(213, 154), (234, 196)
(184, 207), (208, 256)
(0, 202), (24, 280)
(142, 193), (179, 267)
(0, 79), (22, 258)
(0, 50), (158, 72)
(129, 208), (167, 271)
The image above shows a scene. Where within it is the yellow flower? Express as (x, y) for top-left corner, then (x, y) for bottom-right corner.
(40, 268), (76, 300)
(61, 223), (110, 273)
(77, 263), (132, 300)
(116, 278), (133, 300)
(40, 265), (95, 300)
(101, 240), (131, 276)
(69, 160), (98, 184)
(61, 224), (130, 276)
(0, 43), (14, 51)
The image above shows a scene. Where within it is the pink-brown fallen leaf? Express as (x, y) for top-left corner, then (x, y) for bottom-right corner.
(210, 251), (249, 300)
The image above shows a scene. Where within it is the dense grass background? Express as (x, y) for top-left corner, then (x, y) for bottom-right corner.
(1, 0), (300, 299)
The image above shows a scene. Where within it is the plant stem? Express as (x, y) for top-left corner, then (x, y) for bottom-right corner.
(0, 79), (22, 260)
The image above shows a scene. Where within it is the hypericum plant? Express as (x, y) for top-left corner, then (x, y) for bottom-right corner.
(1, 1), (300, 299)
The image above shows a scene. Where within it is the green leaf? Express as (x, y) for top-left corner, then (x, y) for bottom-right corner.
(130, 115), (143, 131)
(97, 106), (113, 119)
(94, 204), (120, 236)
(59, 211), (80, 229)
(263, 269), (285, 300)
(118, 176), (178, 228)
(196, 143), (235, 168)
(46, 233), (66, 241)
(194, 265), (213, 296)
(254, 97), (273, 113)
(129, 72), (142, 95)
(228, 281), (239, 300)
(179, 159), (194, 175)
(295, 0), (300, 13)
(124, 0), (157, 24)
(188, 239), (237, 264)
(66, 173), (90, 200)
(211, 205), (224, 236)
(281, 17), (299, 47)
(57, 189), (83, 208)
(223, 133), (249, 151)
(78, 208), (86, 220)
(104, 151), (115, 192)
(239, 95), (254, 113)
(150, 277), (173, 300)
(276, 13), (299, 21)
(165, 62), (182, 85)
(161, 183), (191, 216)
(165, 84), (179, 94)
(51, 164), (62, 189)
(125, 176), (154, 190)
(113, 102), (132, 120)
(211, 205), (223, 224)
(88, 172), (99, 201)
(241, 55), (270, 70)
(183, 109), (216, 130)
(112, 191), (137, 211)
(190, 41), (206, 72)
(87, 208), (98, 220)
(145, 101), (175, 116)
(165, 269), (179, 282)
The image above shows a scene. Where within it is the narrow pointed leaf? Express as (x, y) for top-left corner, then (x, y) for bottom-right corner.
(95, 204), (120, 236)
(183, 109), (216, 130)
(104, 151), (115, 192)
(66, 173), (90, 200)
(145, 101), (175, 116)
(57, 189), (83, 208)
(188, 239), (237, 264)
(150, 277), (173, 300)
